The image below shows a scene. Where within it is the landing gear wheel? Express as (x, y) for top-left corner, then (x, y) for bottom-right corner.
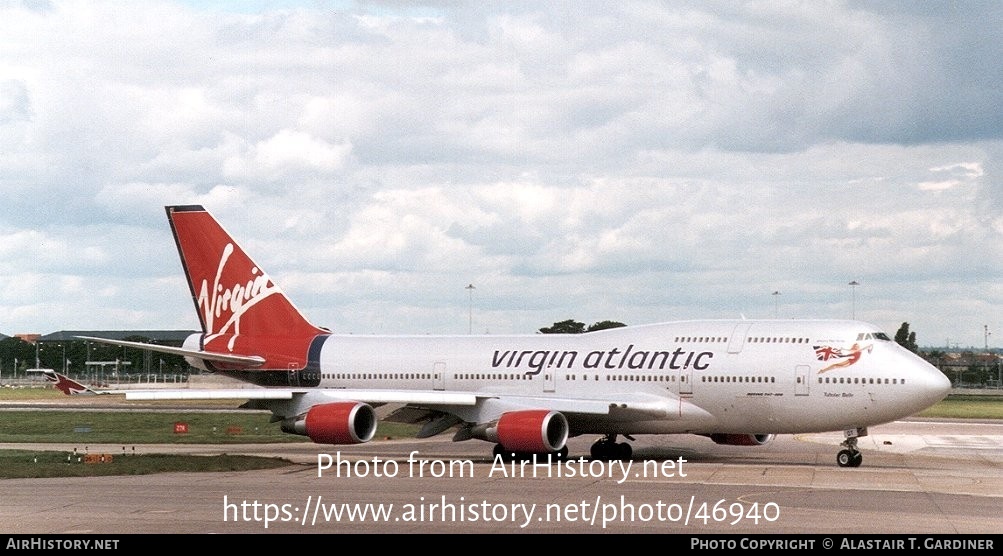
(836, 449), (863, 467)
(837, 429), (865, 467)
(837, 449), (854, 467)
(590, 434), (632, 460)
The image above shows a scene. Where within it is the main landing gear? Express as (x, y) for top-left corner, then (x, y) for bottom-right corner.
(590, 434), (633, 460)
(836, 427), (867, 468)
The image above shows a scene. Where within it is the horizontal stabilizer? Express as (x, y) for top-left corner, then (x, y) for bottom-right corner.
(75, 335), (266, 367)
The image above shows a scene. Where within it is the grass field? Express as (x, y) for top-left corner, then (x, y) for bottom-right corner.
(0, 387), (421, 442)
(0, 387), (71, 400)
(0, 385), (243, 407)
(914, 395), (1003, 419)
(0, 410), (299, 444)
(0, 449), (291, 479)
(0, 409), (421, 444)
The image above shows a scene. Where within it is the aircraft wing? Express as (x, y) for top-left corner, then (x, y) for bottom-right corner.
(454, 391), (685, 420)
(39, 372), (478, 405)
(290, 388), (686, 422)
(355, 389), (699, 424)
(40, 368), (686, 421)
(123, 388), (676, 419)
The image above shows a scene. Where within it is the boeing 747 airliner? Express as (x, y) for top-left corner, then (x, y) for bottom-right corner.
(56, 205), (951, 467)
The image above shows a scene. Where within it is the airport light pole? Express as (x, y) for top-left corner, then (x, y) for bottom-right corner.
(985, 325), (998, 388)
(848, 280), (860, 319)
(772, 291), (780, 319)
(466, 284), (475, 334)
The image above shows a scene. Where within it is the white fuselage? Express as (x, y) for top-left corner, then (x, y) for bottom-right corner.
(303, 319), (950, 436)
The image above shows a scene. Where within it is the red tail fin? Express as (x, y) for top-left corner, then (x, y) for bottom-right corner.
(166, 205), (325, 370)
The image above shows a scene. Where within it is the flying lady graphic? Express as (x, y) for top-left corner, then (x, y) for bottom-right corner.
(814, 343), (873, 373)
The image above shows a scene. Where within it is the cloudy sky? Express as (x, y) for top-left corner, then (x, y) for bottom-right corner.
(1, 0), (1001, 348)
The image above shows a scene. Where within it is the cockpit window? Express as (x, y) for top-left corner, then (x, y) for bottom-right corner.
(856, 332), (892, 341)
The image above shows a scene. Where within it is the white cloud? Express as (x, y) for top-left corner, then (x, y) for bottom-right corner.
(223, 129), (353, 181)
(0, 1), (1001, 346)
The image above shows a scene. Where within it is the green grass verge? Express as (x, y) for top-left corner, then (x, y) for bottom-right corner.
(0, 387), (67, 400)
(0, 386), (245, 407)
(915, 395), (1003, 419)
(0, 449), (292, 479)
(0, 410), (419, 444)
(0, 410), (297, 443)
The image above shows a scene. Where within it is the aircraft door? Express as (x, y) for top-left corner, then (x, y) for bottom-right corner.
(679, 367), (693, 396)
(433, 361), (446, 391)
(795, 365), (810, 396)
(544, 369), (556, 393)
(728, 322), (754, 354)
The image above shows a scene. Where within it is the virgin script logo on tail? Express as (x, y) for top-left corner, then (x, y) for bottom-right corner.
(197, 242), (281, 350)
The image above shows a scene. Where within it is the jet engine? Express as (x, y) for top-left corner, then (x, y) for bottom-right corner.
(709, 433), (775, 446)
(281, 401), (377, 444)
(488, 409), (569, 453)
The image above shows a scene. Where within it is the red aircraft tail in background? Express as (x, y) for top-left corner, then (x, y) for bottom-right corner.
(35, 370), (98, 395)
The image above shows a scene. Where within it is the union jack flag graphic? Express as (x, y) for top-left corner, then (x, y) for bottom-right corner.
(814, 345), (844, 361)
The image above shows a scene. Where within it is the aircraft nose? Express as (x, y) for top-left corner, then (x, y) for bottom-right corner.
(933, 366), (952, 397)
(918, 360), (952, 406)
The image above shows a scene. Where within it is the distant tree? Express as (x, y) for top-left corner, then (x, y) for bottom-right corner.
(586, 320), (627, 332)
(0, 336), (35, 377)
(539, 319), (586, 334)
(894, 322), (919, 353)
(539, 319), (627, 334)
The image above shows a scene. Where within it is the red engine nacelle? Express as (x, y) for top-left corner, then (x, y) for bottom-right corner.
(495, 410), (569, 453)
(709, 433), (775, 446)
(281, 401), (377, 444)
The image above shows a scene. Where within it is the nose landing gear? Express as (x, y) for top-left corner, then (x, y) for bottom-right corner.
(837, 427), (867, 467)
